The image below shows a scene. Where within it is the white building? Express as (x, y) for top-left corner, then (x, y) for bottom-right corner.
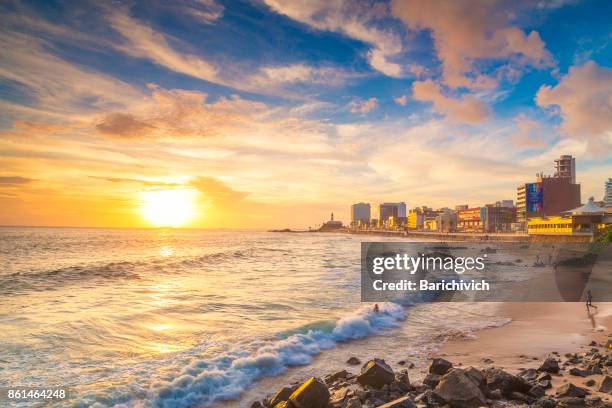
(351, 203), (371, 225)
(605, 178), (612, 208)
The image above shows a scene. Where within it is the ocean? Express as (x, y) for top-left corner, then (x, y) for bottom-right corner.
(0, 228), (509, 407)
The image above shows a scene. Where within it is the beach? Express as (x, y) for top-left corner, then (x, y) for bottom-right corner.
(247, 302), (611, 407)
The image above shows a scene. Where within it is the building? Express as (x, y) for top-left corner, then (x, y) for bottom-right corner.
(497, 200), (514, 208)
(379, 202), (406, 222)
(320, 212), (343, 231)
(554, 155), (576, 184)
(407, 206), (438, 230)
(516, 154), (581, 225)
(350, 203), (371, 227)
(436, 209), (458, 232)
(458, 207), (482, 232)
(455, 204), (469, 211)
(481, 204), (516, 233)
(527, 198), (608, 236)
(605, 178), (612, 208)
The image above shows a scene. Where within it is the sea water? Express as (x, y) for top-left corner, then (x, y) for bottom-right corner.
(0, 228), (509, 407)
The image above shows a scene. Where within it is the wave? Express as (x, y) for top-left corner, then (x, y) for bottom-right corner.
(76, 303), (406, 408)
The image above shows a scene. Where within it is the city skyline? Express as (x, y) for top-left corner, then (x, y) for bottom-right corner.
(1, 0), (611, 228)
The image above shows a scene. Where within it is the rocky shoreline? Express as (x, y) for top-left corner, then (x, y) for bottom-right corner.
(250, 337), (612, 408)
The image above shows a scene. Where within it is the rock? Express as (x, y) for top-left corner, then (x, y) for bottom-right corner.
(520, 368), (538, 381)
(268, 387), (295, 407)
(538, 373), (553, 382)
(408, 362), (415, 369)
(326, 370), (349, 384)
(529, 385), (546, 398)
(556, 383), (589, 398)
(347, 357), (361, 366)
(423, 373), (441, 389)
(393, 370), (411, 392)
(356, 359), (395, 389)
(510, 391), (533, 403)
(539, 356), (560, 374)
(433, 368), (487, 408)
(489, 389), (502, 400)
(584, 379), (596, 387)
(534, 396), (557, 408)
(599, 375), (612, 394)
(556, 396), (587, 407)
(288, 377), (330, 408)
(345, 397), (361, 408)
(484, 368), (531, 397)
(428, 358), (453, 375)
(329, 387), (351, 405)
(375, 396), (415, 408)
(589, 341), (598, 347)
(569, 367), (590, 377)
(398, 360), (406, 366)
(482, 358), (494, 364)
(538, 380), (552, 389)
(250, 401), (265, 408)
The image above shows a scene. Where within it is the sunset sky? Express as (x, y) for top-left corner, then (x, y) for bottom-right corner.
(0, 0), (611, 228)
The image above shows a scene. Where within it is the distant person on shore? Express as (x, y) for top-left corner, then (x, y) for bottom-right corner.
(373, 304), (379, 314)
(587, 289), (596, 310)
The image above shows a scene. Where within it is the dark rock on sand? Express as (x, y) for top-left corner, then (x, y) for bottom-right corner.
(556, 383), (589, 398)
(529, 385), (546, 398)
(423, 373), (441, 389)
(538, 379), (553, 389)
(520, 368), (538, 381)
(533, 396), (558, 408)
(584, 379), (596, 387)
(433, 368), (487, 408)
(393, 370), (411, 393)
(428, 357), (453, 375)
(599, 375), (612, 394)
(347, 357), (361, 366)
(569, 367), (591, 377)
(356, 359), (394, 389)
(288, 377), (330, 408)
(325, 370), (349, 384)
(484, 367), (531, 397)
(250, 401), (265, 408)
(539, 356), (561, 374)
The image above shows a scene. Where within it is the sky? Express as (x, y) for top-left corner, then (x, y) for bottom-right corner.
(0, 0), (611, 228)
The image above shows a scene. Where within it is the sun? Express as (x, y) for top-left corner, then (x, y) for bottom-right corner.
(140, 189), (199, 227)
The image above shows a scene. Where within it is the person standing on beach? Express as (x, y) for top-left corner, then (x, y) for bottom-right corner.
(587, 289), (594, 309)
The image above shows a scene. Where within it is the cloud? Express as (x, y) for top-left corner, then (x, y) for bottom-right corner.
(109, 12), (219, 83)
(191, 176), (248, 203)
(94, 85), (267, 139)
(536, 61), (612, 150)
(393, 95), (408, 106)
(350, 97), (378, 113)
(263, 0), (404, 77)
(0, 176), (35, 185)
(254, 64), (350, 87)
(89, 176), (181, 188)
(391, 0), (554, 89)
(95, 113), (155, 138)
(510, 114), (549, 149)
(412, 80), (491, 124)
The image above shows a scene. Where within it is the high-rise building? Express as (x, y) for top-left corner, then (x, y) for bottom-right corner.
(554, 154), (576, 183)
(605, 178), (612, 208)
(351, 203), (371, 226)
(516, 155), (581, 224)
(379, 202), (406, 221)
(481, 204), (516, 233)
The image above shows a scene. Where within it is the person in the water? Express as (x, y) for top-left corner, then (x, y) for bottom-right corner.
(373, 304), (379, 313)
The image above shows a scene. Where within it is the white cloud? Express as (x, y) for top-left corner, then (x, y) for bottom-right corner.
(350, 97), (378, 113)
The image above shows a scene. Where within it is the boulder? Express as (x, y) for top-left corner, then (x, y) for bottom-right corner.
(428, 358), (453, 375)
(533, 396), (557, 408)
(539, 357), (560, 374)
(268, 387), (294, 407)
(423, 373), (441, 389)
(520, 368), (538, 382)
(529, 385), (546, 398)
(326, 370), (349, 384)
(484, 368), (531, 397)
(568, 367), (590, 377)
(584, 379), (596, 387)
(556, 383), (589, 398)
(345, 397), (361, 408)
(250, 401), (264, 408)
(433, 369), (487, 408)
(393, 370), (411, 392)
(347, 356), (361, 366)
(598, 375), (612, 394)
(329, 387), (351, 405)
(537, 373), (553, 382)
(510, 391), (533, 403)
(288, 377), (330, 408)
(375, 396), (416, 408)
(356, 359), (395, 389)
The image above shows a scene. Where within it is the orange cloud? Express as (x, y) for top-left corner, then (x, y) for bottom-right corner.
(412, 80), (490, 124)
(392, 0), (553, 89)
(350, 97), (378, 114)
(536, 61), (612, 150)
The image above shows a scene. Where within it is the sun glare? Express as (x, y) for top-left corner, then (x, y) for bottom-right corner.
(140, 189), (199, 227)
